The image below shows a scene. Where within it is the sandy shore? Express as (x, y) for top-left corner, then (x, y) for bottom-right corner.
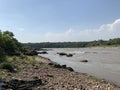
(2, 56), (120, 90)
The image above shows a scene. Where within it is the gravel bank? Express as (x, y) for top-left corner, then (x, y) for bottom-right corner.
(1, 56), (120, 90)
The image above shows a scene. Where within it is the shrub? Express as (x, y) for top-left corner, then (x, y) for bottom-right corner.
(0, 62), (14, 72)
(0, 55), (6, 63)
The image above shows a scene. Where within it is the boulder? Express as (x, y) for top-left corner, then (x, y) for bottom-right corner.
(4, 79), (42, 90)
(57, 52), (73, 57)
(0, 82), (6, 90)
(66, 67), (74, 71)
(57, 52), (67, 56)
(24, 50), (38, 56)
(61, 65), (67, 68)
(37, 51), (48, 54)
(48, 62), (54, 66)
(66, 54), (73, 57)
(80, 60), (88, 62)
(54, 64), (62, 68)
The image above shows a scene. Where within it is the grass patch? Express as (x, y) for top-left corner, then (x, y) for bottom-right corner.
(0, 55), (36, 72)
(0, 62), (14, 72)
(0, 55), (36, 80)
(8, 55), (36, 70)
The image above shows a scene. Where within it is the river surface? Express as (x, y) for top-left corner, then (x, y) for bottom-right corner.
(38, 48), (120, 86)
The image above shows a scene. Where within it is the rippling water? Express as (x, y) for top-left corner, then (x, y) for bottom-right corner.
(39, 48), (120, 86)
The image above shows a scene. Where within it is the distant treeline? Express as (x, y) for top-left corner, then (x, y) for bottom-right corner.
(25, 38), (120, 49)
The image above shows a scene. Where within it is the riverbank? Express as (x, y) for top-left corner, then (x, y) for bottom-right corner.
(0, 56), (120, 90)
(89, 46), (120, 50)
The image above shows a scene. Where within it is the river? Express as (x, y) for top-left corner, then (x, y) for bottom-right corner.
(38, 47), (120, 86)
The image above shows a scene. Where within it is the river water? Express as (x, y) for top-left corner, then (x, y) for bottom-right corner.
(38, 48), (120, 86)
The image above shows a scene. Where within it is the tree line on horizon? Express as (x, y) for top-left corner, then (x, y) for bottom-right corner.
(25, 38), (120, 49)
(0, 30), (120, 51)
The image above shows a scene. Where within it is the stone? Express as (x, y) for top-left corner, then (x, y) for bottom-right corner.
(38, 51), (48, 54)
(24, 50), (38, 56)
(66, 54), (73, 57)
(61, 65), (67, 68)
(57, 52), (67, 56)
(48, 62), (54, 66)
(66, 67), (74, 71)
(4, 79), (42, 90)
(54, 64), (62, 68)
(80, 60), (88, 62)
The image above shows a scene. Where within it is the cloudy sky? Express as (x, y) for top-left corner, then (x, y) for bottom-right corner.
(0, 0), (120, 42)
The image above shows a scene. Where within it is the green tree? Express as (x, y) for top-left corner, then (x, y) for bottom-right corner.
(0, 30), (26, 55)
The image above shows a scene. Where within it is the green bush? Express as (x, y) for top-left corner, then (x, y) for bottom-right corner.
(0, 54), (6, 63)
(0, 62), (14, 72)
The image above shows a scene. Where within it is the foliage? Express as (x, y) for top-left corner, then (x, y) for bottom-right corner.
(25, 38), (120, 48)
(0, 30), (29, 72)
(0, 61), (14, 72)
(0, 47), (6, 63)
(0, 54), (6, 63)
(0, 30), (27, 54)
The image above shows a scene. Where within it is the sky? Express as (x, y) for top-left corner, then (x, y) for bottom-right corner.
(0, 0), (120, 43)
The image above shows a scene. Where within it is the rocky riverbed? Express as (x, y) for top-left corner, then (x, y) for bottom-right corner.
(1, 56), (120, 90)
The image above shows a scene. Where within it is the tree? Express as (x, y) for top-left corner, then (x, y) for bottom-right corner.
(0, 30), (25, 55)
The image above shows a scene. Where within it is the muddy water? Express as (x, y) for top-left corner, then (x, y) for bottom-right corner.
(39, 48), (120, 86)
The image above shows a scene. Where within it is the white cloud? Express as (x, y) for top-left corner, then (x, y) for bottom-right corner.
(44, 19), (120, 42)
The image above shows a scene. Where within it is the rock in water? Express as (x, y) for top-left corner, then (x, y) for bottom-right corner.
(80, 60), (88, 62)
(66, 67), (74, 71)
(66, 54), (73, 57)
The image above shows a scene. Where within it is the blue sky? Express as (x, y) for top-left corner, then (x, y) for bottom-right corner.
(0, 0), (120, 42)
